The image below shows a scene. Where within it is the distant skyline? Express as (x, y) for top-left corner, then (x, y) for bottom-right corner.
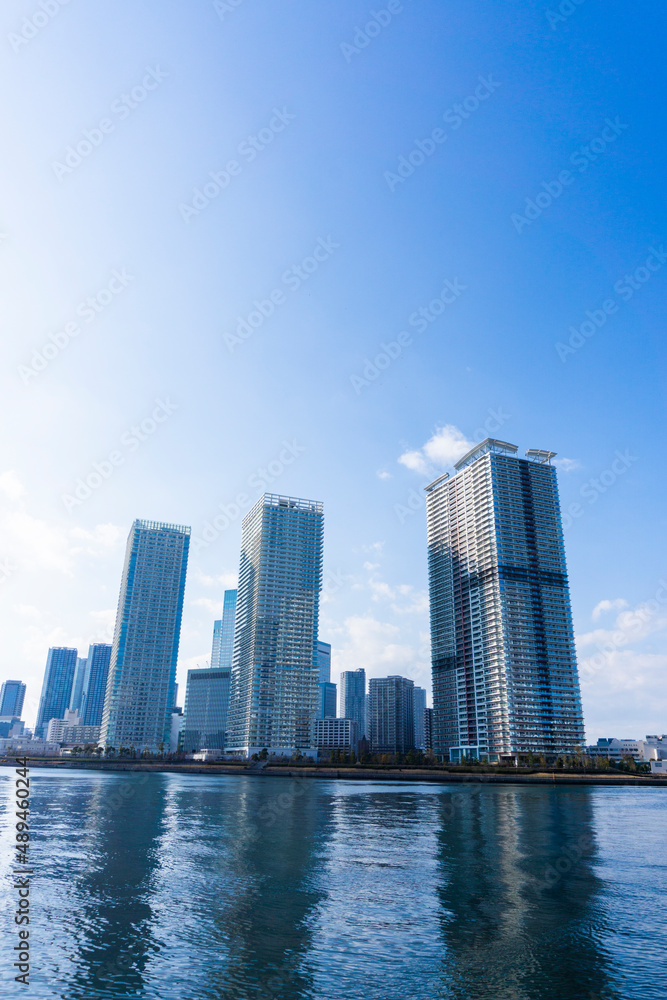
(0, 1), (665, 743)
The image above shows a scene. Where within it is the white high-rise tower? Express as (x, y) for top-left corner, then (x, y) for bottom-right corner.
(425, 439), (584, 762)
(226, 494), (324, 756)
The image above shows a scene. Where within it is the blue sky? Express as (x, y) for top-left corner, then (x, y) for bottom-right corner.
(1, 0), (665, 741)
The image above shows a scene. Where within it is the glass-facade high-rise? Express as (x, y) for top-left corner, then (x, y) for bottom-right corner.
(317, 640), (331, 683)
(181, 590), (237, 753)
(218, 589), (238, 669)
(0, 680), (26, 718)
(69, 657), (88, 714)
(35, 647), (77, 738)
(182, 668), (230, 752)
(82, 643), (112, 727)
(413, 685), (427, 749)
(316, 681), (337, 719)
(100, 519), (190, 752)
(425, 438), (585, 761)
(227, 493), (324, 755)
(340, 669), (366, 738)
(368, 676), (415, 755)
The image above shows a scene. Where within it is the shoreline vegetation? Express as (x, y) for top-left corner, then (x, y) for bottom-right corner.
(1, 757), (664, 785)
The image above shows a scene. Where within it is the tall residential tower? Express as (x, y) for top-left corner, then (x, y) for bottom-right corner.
(425, 439), (585, 762)
(0, 680), (26, 719)
(226, 494), (324, 756)
(339, 669), (366, 738)
(100, 519), (190, 752)
(368, 676), (415, 755)
(35, 647), (77, 738)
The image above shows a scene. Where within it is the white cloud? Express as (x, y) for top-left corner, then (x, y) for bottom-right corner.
(194, 570), (237, 589)
(399, 424), (474, 476)
(553, 457), (581, 472)
(333, 615), (416, 670)
(376, 470), (391, 480)
(580, 649), (667, 741)
(14, 604), (40, 617)
(191, 596), (224, 616)
(326, 614), (431, 691)
(70, 523), (124, 555)
(576, 594), (667, 740)
(0, 470), (26, 501)
(398, 449), (430, 476)
(578, 603), (667, 650)
(592, 598), (629, 621)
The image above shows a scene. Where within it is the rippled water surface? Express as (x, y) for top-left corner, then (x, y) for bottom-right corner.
(1, 769), (666, 999)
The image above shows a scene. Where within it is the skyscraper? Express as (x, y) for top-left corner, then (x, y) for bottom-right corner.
(182, 589), (238, 752)
(425, 439), (585, 762)
(0, 680), (26, 718)
(413, 685), (427, 749)
(340, 669), (366, 738)
(35, 647), (77, 738)
(218, 589), (238, 669)
(227, 493), (324, 756)
(368, 676), (415, 755)
(424, 707), (434, 752)
(69, 656), (88, 714)
(81, 644), (112, 727)
(317, 640), (331, 683)
(182, 668), (230, 752)
(316, 681), (337, 720)
(100, 519), (190, 752)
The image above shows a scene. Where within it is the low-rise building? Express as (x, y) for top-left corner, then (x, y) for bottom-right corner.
(314, 718), (358, 754)
(588, 736), (667, 762)
(191, 748), (225, 762)
(0, 738), (61, 757)
(47, 710), (100, 746)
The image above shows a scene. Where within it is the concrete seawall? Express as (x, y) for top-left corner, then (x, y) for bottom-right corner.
(2, 759), (664, 786)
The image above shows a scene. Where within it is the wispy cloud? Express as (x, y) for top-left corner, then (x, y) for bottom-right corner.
(554, 457), (581, 472)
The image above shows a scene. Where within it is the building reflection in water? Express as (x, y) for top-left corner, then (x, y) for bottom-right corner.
(65, 771), (168, 998)
(199, 776), (326, 1000)
(433, 785), (618, 1000)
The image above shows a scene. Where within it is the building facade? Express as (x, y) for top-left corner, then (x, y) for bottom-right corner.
(425, 439), (585, 762)
(317, 640), (332, 683)
(182, 590), (238, 754)
(35, 647), (78, 738)
(314, 717), (358, 754)
(0, 718), (24, 738)
(226, 494), (324, 756)
(340, 669), (366, 739)
(588, 736), (667, 762)
(0, 680), (26, 719)
(69, 657), (88, 714)
(368, 676), (415, 755)
(47, 710), (100, 745)
(100, 519), (190, 752)
(413, 686), (427, 749)
(316, 681), (337, 720)
(81, 644), (112, 727)
(211, 589), (238, 671)
(424, 707), (434, 752)
(182, 668), (231, 752)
